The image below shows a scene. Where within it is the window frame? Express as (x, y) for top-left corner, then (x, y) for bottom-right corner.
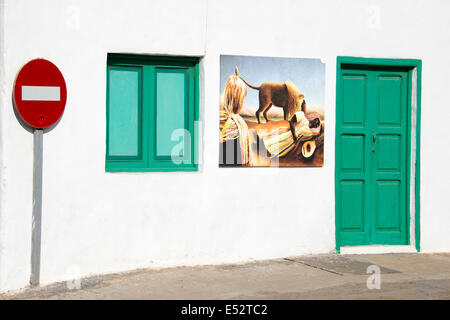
(106, 54), (199, 172)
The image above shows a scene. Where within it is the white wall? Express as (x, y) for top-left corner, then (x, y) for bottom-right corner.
(1, 0), (449, 292)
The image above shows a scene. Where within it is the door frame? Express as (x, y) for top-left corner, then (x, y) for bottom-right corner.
(335, 56), (422, 253)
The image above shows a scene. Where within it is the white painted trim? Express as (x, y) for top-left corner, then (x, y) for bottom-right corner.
(340, 245), (417, 255)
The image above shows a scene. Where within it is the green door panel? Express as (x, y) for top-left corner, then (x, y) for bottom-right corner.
(336, 64), (409, 248)
(378, 76), (402, 125)
(376, 181), (401, 230)
(340, 181), (365, 230)
(338, 180), (369, 245)
(342, 75), (366, 126)
(376, 135), (401, 171)
(107, 66), (142, 159)
(341, 135), (364, 171)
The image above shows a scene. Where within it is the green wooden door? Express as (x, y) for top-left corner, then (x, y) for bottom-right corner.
(336, 64), (410, 248)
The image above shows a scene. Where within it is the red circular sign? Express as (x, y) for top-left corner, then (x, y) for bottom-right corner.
(14, 59), (67, 129)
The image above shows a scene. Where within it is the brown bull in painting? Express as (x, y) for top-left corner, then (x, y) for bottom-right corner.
(235, 66), (306, 124)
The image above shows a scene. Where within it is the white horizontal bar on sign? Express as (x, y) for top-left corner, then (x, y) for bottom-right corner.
(22, 86), (61, 101)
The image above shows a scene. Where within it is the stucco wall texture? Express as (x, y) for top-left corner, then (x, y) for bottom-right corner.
(0, 0), (449, 292)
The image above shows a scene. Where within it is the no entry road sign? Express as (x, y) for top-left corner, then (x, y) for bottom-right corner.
(13, 58), (68, 286)
(13, 59), (67, 129)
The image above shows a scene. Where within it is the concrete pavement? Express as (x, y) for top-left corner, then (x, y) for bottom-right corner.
(2, 253), (450, 299)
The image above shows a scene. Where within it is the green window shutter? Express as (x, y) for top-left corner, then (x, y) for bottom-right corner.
(106, 55), (198, 172)
(155, 68), (188, 159)
(107, 66), (142, 159)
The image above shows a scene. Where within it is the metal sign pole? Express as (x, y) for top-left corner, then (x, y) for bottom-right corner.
(30, 128), (43, 286)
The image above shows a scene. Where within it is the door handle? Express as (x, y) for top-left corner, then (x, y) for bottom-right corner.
(372, 133), (376, 152)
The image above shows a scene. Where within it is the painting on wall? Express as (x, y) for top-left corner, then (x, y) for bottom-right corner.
(219, 55), (325, 167)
